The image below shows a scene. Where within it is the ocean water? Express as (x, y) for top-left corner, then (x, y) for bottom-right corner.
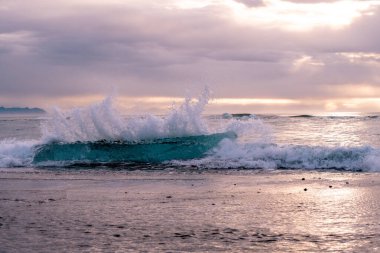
(1, 92), (380, 171)
(1, 93), (380, 252)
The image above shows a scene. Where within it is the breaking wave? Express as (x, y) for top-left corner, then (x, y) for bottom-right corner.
(174, 139), (380, 171)
(33, 132), (237, 164)
(1, 88), (380, 171)
(0, 89), (250, 167)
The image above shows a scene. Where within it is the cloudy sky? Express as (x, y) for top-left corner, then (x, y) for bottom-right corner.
(0, 0), (380, 113)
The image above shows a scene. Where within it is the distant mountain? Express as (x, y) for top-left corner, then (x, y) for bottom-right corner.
(0, 106), (46, 114)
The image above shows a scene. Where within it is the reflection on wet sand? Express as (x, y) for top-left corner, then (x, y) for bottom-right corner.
(0, 170), (379, 252)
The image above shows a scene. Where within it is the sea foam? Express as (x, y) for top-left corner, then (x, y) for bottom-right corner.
(173, 139), (380, 171)
(0, 139), (37, 167)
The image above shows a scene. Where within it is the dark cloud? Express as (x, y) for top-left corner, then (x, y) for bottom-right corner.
(234, 0), (266, 7)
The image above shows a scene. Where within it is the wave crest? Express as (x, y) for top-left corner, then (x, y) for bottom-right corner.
(41, 89), (211, 143)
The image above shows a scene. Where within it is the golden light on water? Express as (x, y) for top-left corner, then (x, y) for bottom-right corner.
(4, 94), (380, 114)
(300, 185), (363, 251)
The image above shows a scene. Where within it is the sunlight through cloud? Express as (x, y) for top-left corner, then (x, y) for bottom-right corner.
(171, 0), (379, 31)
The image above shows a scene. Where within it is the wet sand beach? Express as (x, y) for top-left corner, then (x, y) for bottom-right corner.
(0, 169), (379, 252)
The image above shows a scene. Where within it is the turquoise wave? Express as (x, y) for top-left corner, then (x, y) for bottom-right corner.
(33, 131), (236, 164)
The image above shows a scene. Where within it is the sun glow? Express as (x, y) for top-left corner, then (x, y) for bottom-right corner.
(214, 98), (299, 105)
(338, 52), (380, 63)
(172, 0), (379, 31)
(171, 0), (216, 9)
(228, 0), (379, 31)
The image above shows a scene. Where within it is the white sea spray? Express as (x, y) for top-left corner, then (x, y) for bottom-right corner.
(41, 89), (211, 143)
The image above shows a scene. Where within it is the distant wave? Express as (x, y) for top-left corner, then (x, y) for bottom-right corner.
(222, 113), (256, 119)
(290, 114), (314, 118)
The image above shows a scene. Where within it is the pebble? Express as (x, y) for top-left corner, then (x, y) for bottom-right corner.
(301, 178), (305, 181)
(304, 188), (308, 191)
(166, 196), (172, 199)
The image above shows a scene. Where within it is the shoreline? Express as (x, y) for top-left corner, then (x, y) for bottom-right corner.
(0, 168), (379, 252)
